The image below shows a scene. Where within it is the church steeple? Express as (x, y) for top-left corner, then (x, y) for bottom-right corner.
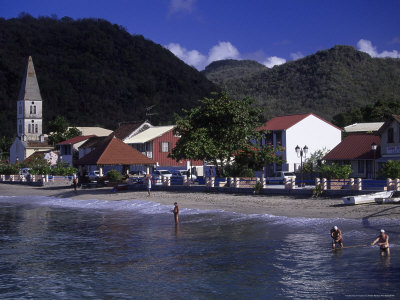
(17, 56), (43, 141)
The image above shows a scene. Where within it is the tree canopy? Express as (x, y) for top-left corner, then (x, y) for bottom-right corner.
(170, 92), (281, 176)
(0, 15), (216, 138)
(47, 116), (82, 145)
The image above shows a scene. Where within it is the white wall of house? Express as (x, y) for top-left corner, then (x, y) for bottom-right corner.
(285, 115), (342, 172)
(9, 138), (26, 164)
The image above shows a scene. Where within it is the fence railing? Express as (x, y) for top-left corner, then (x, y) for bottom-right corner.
(3, 174), (400, 191)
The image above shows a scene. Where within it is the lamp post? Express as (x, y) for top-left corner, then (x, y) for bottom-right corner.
(295, 145), (308, 187)
(371, 142), (377, 179)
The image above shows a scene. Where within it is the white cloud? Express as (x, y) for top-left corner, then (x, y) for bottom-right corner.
(168, 0), (196, 15)
(207, 41), (240, 64)
(357, 39), (400, 58)
(263, 56), (287, 68)
(165, 43), (207, 69)
(290, 51), (304, 60)
(166, 41), (288, 70)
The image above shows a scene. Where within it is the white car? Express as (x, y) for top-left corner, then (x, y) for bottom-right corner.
(19, 168), (31, 177)
(88, 170), (100, 181)
(266, 171), (296, 184)
(171, 170), (197, 181)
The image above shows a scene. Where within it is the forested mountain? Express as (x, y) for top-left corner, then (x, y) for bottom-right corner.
(203, 46), (400, 123)
(0, 14), (217, 138)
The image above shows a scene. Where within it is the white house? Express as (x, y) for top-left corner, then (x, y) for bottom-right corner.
(259, 113), (342, 174)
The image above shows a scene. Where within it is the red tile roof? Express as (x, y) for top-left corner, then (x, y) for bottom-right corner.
(113, 121), (144, 140)
(259, 113), (342, 131)
(323, 134), (380, 160)
(77, 136), (155, 165)
(57, 135), (94, 145)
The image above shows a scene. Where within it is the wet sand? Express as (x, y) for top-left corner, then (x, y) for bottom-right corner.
(1, 184), (399, 220)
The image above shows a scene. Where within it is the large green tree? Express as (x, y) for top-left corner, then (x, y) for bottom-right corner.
(170, 92), (267, 176)
(47, 116), (82, 145)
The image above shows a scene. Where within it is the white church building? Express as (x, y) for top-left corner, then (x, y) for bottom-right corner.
(9, 56), (53, 164)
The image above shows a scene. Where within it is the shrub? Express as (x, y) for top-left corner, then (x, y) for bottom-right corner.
(318, 163), (352, 180)
(107, 170), (122, 182)
(378, 160), (400, 179)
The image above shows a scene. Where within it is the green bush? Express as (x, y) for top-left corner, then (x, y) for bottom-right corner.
(318, 163), (352, 179)
(107, 170), (122, 182)
(225, 162), (255, 177)
(0, 163), (20, 175)
(378, 160), (400, 179)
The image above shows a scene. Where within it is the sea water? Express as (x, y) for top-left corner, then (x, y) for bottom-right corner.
(0, 195), (399, 299)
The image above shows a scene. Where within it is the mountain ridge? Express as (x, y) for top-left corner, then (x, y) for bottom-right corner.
(203, 45), (400, 122)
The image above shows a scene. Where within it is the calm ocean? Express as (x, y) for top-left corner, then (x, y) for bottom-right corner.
(0, 195), (399, 299)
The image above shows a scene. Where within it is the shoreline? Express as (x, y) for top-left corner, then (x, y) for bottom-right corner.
(1, 184), (400, 220)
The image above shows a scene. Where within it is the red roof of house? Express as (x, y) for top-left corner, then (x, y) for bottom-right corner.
(323, 134), (380, 160)
(259, 113), (342, 131)
(77, 136), (155, 165)
(57, 135), (94, 145)
(113, 121), (144, 140)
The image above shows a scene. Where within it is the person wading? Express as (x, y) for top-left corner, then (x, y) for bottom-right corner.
(173, 202), (179, 224)
(330, 226), (343, 249)
(371, 229), (390, 256)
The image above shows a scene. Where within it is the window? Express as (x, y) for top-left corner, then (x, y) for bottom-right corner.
(28, 124), (31, 133)
(275, 131), (282, 145)
(160, 142), (169, 152)
(30, 106), (33, 114)
(358, 160), (364, 174)
(33, 106), (36, 114)
(35, 124), (38, 133)
(388, 128), (394, 143)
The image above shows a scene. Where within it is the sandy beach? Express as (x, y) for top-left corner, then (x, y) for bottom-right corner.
(1, 184), (399, 220)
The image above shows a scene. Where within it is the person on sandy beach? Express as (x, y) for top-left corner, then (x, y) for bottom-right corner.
(173, 202), (179, 224)
(371, 229), (390, 256)
(330, 226), (343, 249)
(145, 174), (152, 197)
(73, 175), (78, 194)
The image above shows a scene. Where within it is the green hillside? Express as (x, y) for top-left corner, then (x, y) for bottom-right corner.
(203, 46), (400, 122)
(0, 14), (217, 138)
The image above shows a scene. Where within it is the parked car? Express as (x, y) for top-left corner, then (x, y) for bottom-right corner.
(88, 170), (100, 181)
(19, 168), (31, 177)
(266, 171), (296, 184)
(129, 170), (146, 184)
(171, 170), (197, 182)
(152, 170), (172, 184)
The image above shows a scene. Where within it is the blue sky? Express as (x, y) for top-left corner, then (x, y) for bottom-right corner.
(1, 0), (399, 70)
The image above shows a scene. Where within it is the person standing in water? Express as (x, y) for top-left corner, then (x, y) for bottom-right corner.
(371, 229), (390, 256)
(330, 226), (343, 249)
(173, 202), (179, 224)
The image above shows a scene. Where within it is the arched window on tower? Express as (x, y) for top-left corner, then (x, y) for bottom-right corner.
(33, 106), (36, 114)
(28, 124), (31, 133)
(35, 124), (38, 133)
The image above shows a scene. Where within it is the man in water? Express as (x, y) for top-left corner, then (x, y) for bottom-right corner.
(173, 202), (179, 224)
(330, 226), (343, 249)
(371, 229), (390, 256)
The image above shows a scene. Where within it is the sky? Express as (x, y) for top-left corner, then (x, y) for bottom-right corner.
(1, 0), (399, 70)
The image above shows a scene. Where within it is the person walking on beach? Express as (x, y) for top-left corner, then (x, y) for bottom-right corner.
(73, 175), (78, 194)
(145, 174), (152, 197)
(371, 229), (390, 256)
(330, 226), (343, 249)
(173, 202), (179, 224)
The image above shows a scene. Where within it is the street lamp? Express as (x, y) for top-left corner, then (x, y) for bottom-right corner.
(295, 145), (308, 186)
(371, 142), (377, 179)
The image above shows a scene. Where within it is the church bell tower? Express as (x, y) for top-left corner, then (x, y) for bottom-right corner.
(17, 56), (43, 141)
